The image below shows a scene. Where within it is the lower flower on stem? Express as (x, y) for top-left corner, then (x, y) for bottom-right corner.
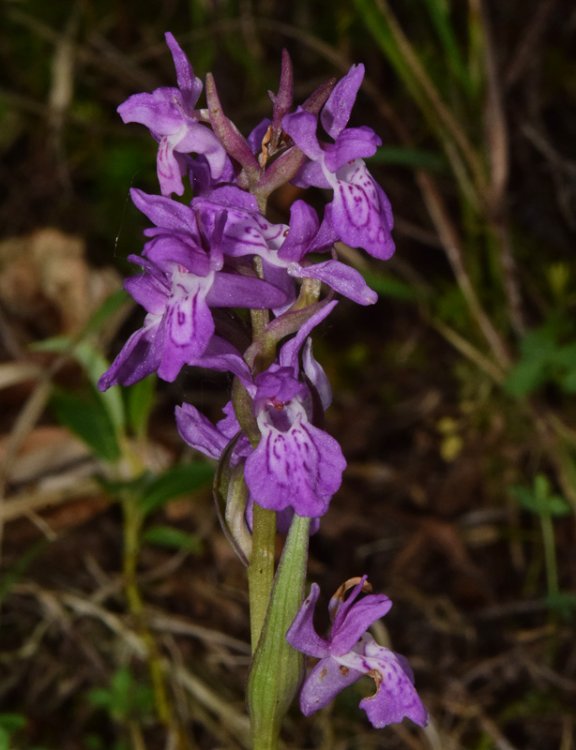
(286, 576), (428, 728)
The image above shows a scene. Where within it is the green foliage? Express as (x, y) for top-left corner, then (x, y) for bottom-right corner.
(505, 320), (576, 398)
(545, 591), (576, 620)
(88, 667), (154, 723)
(142, 525), (203, 553)
(0, 714), (26, 750)
(511, 474), (571, 519)
(51, 385), (121, 462)
(369, 146), (446, 171)
(99, 461), (213, 517)
(125, 374), (157, 441)
(138, 462), (214, 516)
(362, 270), (420, 302)
(36, 337), (125, 436)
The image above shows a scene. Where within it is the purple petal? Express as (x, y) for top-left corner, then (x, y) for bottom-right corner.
(117, 89), (184, 133)
(290, 260), (377, 306)
(130, 189), (198, 234)
(253, 367), (306, 405)
(195, 186), (259, 212)
(155, 286), (214, 381)
(175, 122), (228, 179)
(282, 109), (322, 160)
(321, 64), (364, 140)
(165, 32), (203, 105)
(278, 301), (337, 371)
(176, 402), (229, 460)
(98, 323), (159, 390)
(142, 235), (210, 276)
(244, 420), (345, 518)
(299, 655), (361, 716)
(278, 200), (319, 262)
(207, 272), (289, 309)
(247, 117), (271, 156)
(124, 272), (167, 314)
(329, 161), (395, 260)
(330, 595), (393, 656)
(156, 139), (187, 196)
(323, 126), (381, 173)
(302, 339), (332, 410)
(216, 400), (242, 440)
(357, 642), (428, 728)
(292, 159), (330, 190)
(189, 336), (252, 384)
(286, 583), (330, 658)
(169, 289), (213, 348)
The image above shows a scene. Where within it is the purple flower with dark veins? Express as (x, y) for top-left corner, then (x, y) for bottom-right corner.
(287, 577), (428, 729)
(98, 191), (289, 389)
(282, 64), (395, 260)
(117, 32), (227, 196)
(242, 302), (345, 518)
(193, 191), (378, 306)
(177, 303), (345, 518)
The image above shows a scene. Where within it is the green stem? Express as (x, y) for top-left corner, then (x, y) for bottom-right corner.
(249, 515), (311, 750)
(540, 511), (559, 598)
(248, 504), (277, 651)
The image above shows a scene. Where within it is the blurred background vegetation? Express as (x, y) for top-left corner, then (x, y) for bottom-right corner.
(0, 0), (575, 748)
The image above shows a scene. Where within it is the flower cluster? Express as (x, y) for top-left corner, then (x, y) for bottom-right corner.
(99, 32), (390, 522)
(100, 33), (426, 730)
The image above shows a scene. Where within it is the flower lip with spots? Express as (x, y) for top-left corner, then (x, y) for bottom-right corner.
(286, 576), (428, 728)
(282, 64), (395, 261)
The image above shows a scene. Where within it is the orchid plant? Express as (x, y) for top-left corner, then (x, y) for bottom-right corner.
(100, 32), (427, 748)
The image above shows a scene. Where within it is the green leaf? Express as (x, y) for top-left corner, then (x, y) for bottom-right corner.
(504, 358), (548, 398)
(80, 288), (131, 339)
(369, 146), (446, 171)
(421, 0), (471, 94)
(51, 387), (120, 462)
(139, 462), (214, 516)
(33, 337), (125, 436)
(511, 477), (571, 518)
(125, 374), (157, 440)
(545, 591), (576, 620)
(88, 668), (154, 722)
(0, 714), (26, 732)
(143, 525), (203, 553)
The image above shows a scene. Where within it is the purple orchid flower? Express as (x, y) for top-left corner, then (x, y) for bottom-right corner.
(98, 191), (289, 389)
(243, 301), (345, 518)
(117, 32), (227, 196)
(177, 303), (345, 518)
(287, 577), (428, 729)
(193, 191), (378, 306)
(175, 400), (319, 535)
(282, 64), (395, 261)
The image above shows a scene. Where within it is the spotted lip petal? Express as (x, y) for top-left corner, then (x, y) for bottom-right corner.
(283, 62), (395, 261)
(329, 161), (395, 260)
(355, 637), (428, 728)
(244, 405), (346, 518)
(287, 581), (428, 729)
